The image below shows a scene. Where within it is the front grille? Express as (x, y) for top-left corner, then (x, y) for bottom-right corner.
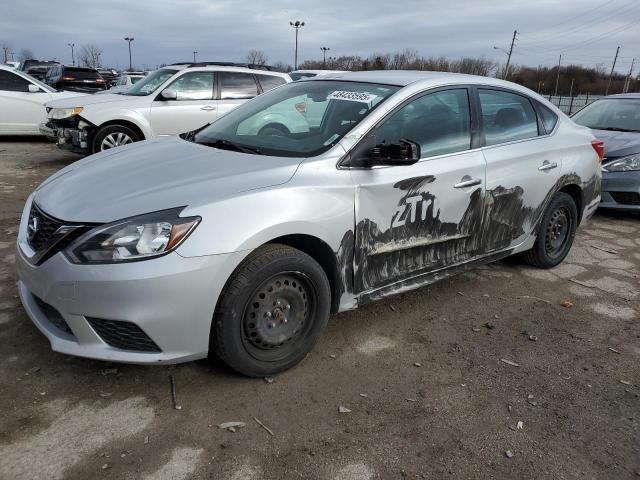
(610, 192), (640, 206)
(87, 318), (161, 353)
(33, 296), (75, 337)
(26, 204), (91, 265)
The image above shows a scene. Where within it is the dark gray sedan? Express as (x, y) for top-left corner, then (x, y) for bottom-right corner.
(573, 93), (640, 211)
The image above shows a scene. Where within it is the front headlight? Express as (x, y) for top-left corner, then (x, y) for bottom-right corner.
(66, 208), (200, 264)
(603, 154), (640, 172)
(47, 107), (83, 120)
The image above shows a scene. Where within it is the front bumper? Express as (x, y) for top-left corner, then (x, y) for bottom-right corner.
(600, 170), (640, 211)
(39, 121), (90, 154)
(16, 222), (249, 364)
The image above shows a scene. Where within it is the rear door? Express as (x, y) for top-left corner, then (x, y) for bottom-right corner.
(216, 71), (260, 117)
(477, 87), (562, 253)
(0, 70), (50, 134)
(349, 87), (487, 293)
(149, 70), (217, 135)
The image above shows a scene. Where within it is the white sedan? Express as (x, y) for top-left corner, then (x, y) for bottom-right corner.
(0, 65), (85, 136)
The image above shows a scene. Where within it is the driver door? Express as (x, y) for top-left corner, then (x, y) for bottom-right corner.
(348, 87), (487, 293)
(149, 71), (218, 135)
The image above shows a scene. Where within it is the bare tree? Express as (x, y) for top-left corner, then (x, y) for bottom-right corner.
(1, 41), (13, 62)
(246, 49), (268, 66)
(79, 44), (103, 68)
(271, 61), (292, 73)
(18, 48), (34, 62)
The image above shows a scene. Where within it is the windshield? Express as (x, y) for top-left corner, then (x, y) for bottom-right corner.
(193, 80), (399, 157)
(124, 68), (177, 96)
(572, 98), (640, 132)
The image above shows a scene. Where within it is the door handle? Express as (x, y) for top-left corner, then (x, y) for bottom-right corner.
(538, 161), (558, 171)
(201, 105), (217, 111)
(454, 176), (482, 189)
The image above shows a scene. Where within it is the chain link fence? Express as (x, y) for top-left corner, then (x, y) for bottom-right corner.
(546, 94), (603, 116)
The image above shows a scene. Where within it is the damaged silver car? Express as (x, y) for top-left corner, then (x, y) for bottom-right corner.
(16, 71), (602, 376)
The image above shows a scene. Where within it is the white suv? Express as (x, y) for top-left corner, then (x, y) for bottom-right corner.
(41, 63), (291, 154)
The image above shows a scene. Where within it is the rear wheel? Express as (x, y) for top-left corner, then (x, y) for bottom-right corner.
(91, 124), (141, 153)
(521, 192), (577, 269)
(258, 124), (289, 137)
(211, 244), (331, 377)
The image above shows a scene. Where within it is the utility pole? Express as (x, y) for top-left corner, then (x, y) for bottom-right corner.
(2, 47), (8, 63)
(320, 46), (330, 68)
(503, 30), (518, 79)
(605, 45), (620, 96)
(623, 58), (635, 93)
(124, 37), (135, 71)
(289, 20), (305, 70)
(193, 51), (198, 63)
(554, 54), (562, 97)
(67, 43), (75, 66)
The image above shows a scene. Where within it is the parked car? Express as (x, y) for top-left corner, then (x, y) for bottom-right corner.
(44, 65), (107, 93)
(19, 59), (60, 81)
(4, 61), (20, 69)
(289, 69), (345, 81)
(572, 93), (640, 211)
(95, 72), (145, 94)
(0, 65), (85, 135)
(40, 62), (291, 154)
(97, 68), (119, 87)
(16, 71), (601, 376)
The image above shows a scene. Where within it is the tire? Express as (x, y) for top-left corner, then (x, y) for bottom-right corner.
(211, 244), (331, 377)
(91, 124), (141, 154)
(521, 192), (578, 269)
(258, 124), (289, 137)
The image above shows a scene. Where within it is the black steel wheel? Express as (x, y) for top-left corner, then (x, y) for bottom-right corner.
(522, 192), (578, 269)
(211, 244), (331, 377)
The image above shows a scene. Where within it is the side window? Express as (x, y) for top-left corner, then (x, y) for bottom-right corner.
(219, 72), (259, 99)
(537, 102), (558, 134)
(0, 70), (31, 92)
(479, 89), (539, 146)
(375, 89), (472, 158)
(257, 74), (286, 92)
(166, 71), (215, 100)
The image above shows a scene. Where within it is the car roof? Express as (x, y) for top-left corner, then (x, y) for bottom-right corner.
(596, 93), (640, 100)
(163, 64), (289, 78)
(306, 70), (519, 87)
(291, 70), (346, 74)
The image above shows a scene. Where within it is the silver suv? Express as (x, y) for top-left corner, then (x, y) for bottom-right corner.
(40, 62), (291, 154)
(17, 71), (601, 376)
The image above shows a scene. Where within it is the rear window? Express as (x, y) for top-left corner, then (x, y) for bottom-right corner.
(257, 74), (286, 92)
(64, 68), (100, 80)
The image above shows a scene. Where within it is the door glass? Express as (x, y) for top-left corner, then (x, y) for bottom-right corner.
(166, 71), (215, 100)
(220, 72), (259, 99)
(0, 71), (31, 92)
(256, 74), (286, 92)
(376, 89), (472, 158)
(479, 89), (539, 145)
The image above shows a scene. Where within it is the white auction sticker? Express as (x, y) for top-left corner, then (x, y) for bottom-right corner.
(327, 91), (378, 103)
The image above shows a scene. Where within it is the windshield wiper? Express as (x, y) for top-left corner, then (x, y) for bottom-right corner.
(589, 126), (640, 133)
(201, 139), (262, 155)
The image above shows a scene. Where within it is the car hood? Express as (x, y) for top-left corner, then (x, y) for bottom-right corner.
(50, 90), (90, 100)
(34, 137), (304, 223)
(45, 92), (142, 108)
(591, 128), (640, 160)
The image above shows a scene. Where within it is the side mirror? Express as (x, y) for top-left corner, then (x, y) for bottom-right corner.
(369, 139), (420, 166)
(28, 84), (40, 93)
(160, 89), (178, 100)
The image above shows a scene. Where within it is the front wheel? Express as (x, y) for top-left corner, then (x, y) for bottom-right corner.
(91, 124), (141, 154)
(211, 244), (331, 377)
(521, 192), (578, 269)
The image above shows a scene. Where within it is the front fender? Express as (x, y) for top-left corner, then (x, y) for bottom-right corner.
(82, 107), (153, 139)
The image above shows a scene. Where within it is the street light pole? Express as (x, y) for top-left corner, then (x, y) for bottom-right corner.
(320, 46), (330, 68)
(124, 37), (135, 71)
(289, 20), (305, 70)
(67, 43), (75, 66)
(193, 51), (198, 63)
(2, 47), (8, 63)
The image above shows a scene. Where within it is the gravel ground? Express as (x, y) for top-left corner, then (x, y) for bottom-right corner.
(0, 138), (638, 480)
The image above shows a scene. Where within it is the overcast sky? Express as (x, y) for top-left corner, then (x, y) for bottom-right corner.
(1, 0), (638, 72)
